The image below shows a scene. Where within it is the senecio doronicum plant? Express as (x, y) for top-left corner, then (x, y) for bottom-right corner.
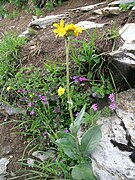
(53, 19), (102, 179)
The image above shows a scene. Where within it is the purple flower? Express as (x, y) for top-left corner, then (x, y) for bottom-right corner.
(40, 96), (46, 101)
(75, 112), (79, 117)
(73, 76), (79, 83)
(64, 129), (69, 133)
(17, 90), (21, 93)
(43, 131), (47, 139)
(91, 103), (98, 111)
(92, 92), (98, 98)
(109, 93), (115, 103)
(40, 96), (47, 105)
(79, 77), (87, 82)
(22, 89), (26, 93)
(30, 109), (34, 115)
(109, 103), (116, 110)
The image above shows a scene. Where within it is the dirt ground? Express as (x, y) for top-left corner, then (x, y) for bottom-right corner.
(0, 0), (135, 178)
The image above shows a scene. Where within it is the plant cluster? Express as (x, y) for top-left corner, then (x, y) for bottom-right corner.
(0, 20), (117, 179)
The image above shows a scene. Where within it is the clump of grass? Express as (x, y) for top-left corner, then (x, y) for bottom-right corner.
(0, 33), (26, 86)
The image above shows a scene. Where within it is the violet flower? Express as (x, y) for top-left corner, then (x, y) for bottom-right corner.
(91, 103), (98, 111)
(22, 89), (26, 93)
(64, 129), (69, 133)
(109, 93), (115, 103)
(75, 112), (79, 117)
(109, 103), (116, 111)
(30, 109), (34, 115)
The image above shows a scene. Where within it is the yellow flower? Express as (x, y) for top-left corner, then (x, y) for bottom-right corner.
(7, 86), (11, 91)
(53, 19), (83, 38)
(58, 86), (65, 96)
(65, 24), (83, 37)
(53, 19), (67, 37)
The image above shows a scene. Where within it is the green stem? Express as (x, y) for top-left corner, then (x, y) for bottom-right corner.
(65, 38), (80, 152)
(65, 38), (74, 125)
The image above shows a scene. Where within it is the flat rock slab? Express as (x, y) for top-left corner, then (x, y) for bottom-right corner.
(0, 158), (9, 180)
(91, 89), (135, 180)
(75, 21), (104, 29)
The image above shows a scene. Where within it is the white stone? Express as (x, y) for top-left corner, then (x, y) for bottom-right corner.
(132, 6), (135, 10)
(75, 21), (104, 29)
(0, 158), (9, 180)
(101, 7), (120, 15)
(29, 14), (66, 28)
(67, 2), (105, 12)
(27, 158), (35, 167)
(93, 9), (103, 15)
(91, 89), (135, 180)
(32, 150), (56, 162)
(119, 23), (135, 43)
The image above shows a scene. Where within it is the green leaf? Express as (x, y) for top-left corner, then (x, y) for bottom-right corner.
(81, 125), (102, 156)
(56, 133), (79, 160)
(70, 104), (86, 134)
(71, 162), (95, 180)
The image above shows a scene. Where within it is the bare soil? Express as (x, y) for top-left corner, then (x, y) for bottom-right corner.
(0, 0), (135, 178)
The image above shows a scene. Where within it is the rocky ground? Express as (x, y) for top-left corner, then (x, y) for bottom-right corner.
(0, 0), (135, 179)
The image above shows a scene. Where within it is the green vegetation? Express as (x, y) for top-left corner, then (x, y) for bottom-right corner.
(0, 25), (117, 178)
(119, 2), (135, 12)
(0, 0), (63, 18)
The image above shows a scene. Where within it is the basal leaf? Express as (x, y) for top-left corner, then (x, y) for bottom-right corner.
(71, 162), (95, 180)
(81, 125), (102, 156)
(56, 134), (79, 160)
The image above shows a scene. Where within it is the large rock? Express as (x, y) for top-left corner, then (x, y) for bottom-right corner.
(91, 89), (135, 180)
(109, 23), (135, 69)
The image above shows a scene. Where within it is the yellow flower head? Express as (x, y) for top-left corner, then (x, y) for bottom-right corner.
(53, 19), (67, 37)
(53, 19), (83, 38)
(65, 23), (83, 37)
(7, 86), (11, 91)
(58, 86), (65, 96)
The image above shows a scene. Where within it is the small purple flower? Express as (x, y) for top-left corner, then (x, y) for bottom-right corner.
(73, 76), (79, 83)
(79, 77), (87, 82)
(75, 112), (79, 117)
(91, 103), (98, 111)
(17, 90), (21, 93)
(64, 129), (69, 133)
(109, 103), (116, 110)
(40, 96), (46, 101)
(109, 93), (115, 103)
(43, 131), (47, 139)
(28, 102), (32, 107)
(30, 109), (34, 115)
(22, 89), (26, 93)
(92, 92), (98, 98)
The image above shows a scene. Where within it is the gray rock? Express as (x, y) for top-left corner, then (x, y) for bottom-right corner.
(75, 21), (104, 29)
(109, 23), (135, 69)
(91, 89), (135, 180)
(29, 14), (66, 28)
(67, 2), (105, 12)
(101, 7), (121, 16)
(0, 101), (26, 116)
(0, 158), (9, 180)
(119, 0), (135, 4)
(32, 150), (56, 162)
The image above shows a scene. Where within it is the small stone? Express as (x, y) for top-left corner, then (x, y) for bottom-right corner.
(0, 158), (9, 180)
(27, 158), (35, 167)
(32, 150), (56, 162)
(75, 21), (104, 29)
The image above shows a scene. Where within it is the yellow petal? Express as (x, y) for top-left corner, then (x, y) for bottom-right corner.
(60, 19), (64, 28)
